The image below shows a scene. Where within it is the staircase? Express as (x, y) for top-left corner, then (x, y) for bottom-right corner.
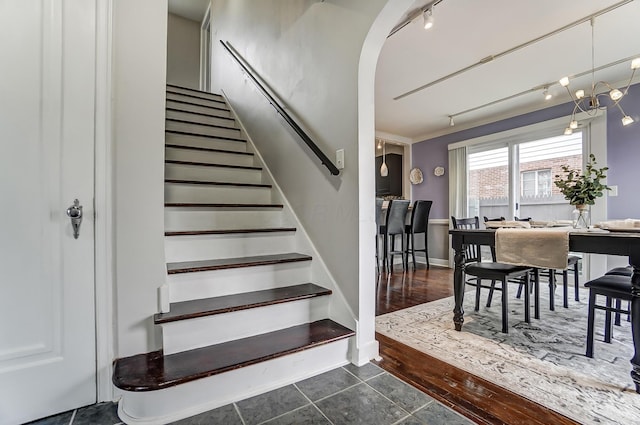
(113, 84), (355, 424)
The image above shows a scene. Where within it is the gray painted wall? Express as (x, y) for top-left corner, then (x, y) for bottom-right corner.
(167, 13), (201, 89)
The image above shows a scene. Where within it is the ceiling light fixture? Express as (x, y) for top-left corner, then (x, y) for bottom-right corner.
(423, 7), (434, 30)
(380, 141), (388, 177)
(560, 17), (638, 134)
(543, 87), (552, 101)
(448, 116), (455, 127)
(377, 139), (382, 150)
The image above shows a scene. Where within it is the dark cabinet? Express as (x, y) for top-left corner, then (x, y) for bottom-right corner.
(375, 153), (402, 197)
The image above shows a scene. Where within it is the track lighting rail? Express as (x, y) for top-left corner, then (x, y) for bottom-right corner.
(220, 40), (340, 176)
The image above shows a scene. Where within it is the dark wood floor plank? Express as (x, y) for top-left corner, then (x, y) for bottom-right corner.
(167, 252), (311, 274)
(154, 283), (331, 324)
(113, 319), (354, 391)
(165, 227), (296, 236)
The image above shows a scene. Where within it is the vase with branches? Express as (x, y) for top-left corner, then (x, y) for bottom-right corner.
(554, 153), (610, 227)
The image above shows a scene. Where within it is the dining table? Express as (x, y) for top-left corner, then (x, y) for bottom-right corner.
(449, 228), (640, 393)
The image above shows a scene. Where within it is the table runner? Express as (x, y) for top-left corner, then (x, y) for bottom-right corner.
(495, 227), (569, 269)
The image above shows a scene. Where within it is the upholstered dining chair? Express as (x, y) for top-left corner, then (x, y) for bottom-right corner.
(605, 266), (632, 325)
(385, 200), (410, 273)
(405, 200), (433, 270)
(452, 216), (538, 333)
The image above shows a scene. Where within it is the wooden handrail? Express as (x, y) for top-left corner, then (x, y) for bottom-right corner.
(220, 40), (340, 176)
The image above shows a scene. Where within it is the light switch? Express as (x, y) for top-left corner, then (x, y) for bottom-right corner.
(609, 185), (618, 197)
(336, 149), (345, 170)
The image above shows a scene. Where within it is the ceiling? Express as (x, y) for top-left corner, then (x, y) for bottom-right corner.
(376, 0), (640, 142)
(168, 1), (640, 144)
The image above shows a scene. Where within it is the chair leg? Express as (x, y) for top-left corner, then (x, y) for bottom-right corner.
(604, 296), (613, 343)
(586, 290), (596, 358)
(425, 232), (430, 270)
(515, 282), (523, 299)
(523, 273), (531, 323)
(410, 233), (416, 270)
(615, 298), (622, 326)
(549, 270), (556, 311)
(533, 268), (540, 320)
(501, 277), (509, 333)
(562, 269), (569, 308)
(375, 234), (380, 274)
(486, 281), (496, 307)
(573, 262), (580, 302)
(475, 277), (481, 312)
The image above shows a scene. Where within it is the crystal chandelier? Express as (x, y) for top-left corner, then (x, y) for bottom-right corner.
(560, 17), (639, 135)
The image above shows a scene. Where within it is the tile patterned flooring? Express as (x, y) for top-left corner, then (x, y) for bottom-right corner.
(28, 364), (474, 425)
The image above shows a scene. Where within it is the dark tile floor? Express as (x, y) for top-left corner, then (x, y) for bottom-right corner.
(28, 364), (474, 425)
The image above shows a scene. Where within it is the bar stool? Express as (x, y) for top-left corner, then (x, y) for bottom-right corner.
(405, 200), (433, 270)
(385, 200), (410, 273)
(584, 274), (632, 358)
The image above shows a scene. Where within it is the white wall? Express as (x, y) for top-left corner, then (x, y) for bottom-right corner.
(113, 0), (167, 357)
(209, 0), (412, 363)
(167, 13), (201, 89)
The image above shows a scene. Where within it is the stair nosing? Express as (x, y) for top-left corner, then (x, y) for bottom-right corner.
(166, 89), (226, 105)
(165, 159), (261, 171)
(166, 129), (246, 143)
(166, 253), (311, 274)
(165, 227), (296, 236)
(165, 144), (254, 156)
(153, 283), (331, 324)
(112, 319), (354, 392)
(166, 107), (235, 121)
(166, 117), (240, 131)
(166, 98), (230, 112)
(166, 83), (223, 97)
(164, 179), (272, 188)
(164, 202), (283, 209)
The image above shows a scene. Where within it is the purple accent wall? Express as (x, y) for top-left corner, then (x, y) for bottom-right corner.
(411, 82), (640, 219)
(607, 83), (640, 219)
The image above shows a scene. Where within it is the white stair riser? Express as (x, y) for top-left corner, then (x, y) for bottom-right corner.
(166, 93), (227, 109)
(165, 133), (247, 153)
(161, 298), (329, 355)
(165, 147), (254, 167)
(117, 339), (351, 424)
(166, 109), (237, 128)
(166, 100), (231, 118)
(167, 262), (311, 302)
(165, 209), (285, 231)
(165, 163), (263, 184)
(164, 184), (272, 204)
(167, 87), (225, 102)
(166, 121), (244, 140)
(165, 232), (296, 262)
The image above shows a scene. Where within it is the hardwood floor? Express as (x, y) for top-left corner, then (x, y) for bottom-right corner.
(374, 264), (579, 425)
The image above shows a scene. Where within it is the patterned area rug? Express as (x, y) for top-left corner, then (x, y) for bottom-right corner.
(376, 285), (639, 425)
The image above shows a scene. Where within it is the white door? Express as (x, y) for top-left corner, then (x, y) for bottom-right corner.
(0, 1), (97, 424)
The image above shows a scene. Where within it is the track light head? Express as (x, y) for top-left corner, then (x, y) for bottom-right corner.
(423, 7), (434, 29)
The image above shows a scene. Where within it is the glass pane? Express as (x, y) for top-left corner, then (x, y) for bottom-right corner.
(518, 133), (582, 221)
(468, 146), (509, 222)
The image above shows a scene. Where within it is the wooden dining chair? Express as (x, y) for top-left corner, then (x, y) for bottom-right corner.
(452, 216), (538, 333)
(375, 198), (385, 274)
(405, 200), (433, 270)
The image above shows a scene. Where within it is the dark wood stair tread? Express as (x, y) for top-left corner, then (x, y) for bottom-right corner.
(167, 84), (223, 97)
(165, 98), (230, 112)
(164, 202), (283, 209)
(112, 319), (354, 391)
(166, 107), (235, 121)
(166, 117), (240, 131)
(154, 283), (331, 324)
(165, 227), (296, 236)
(167, 253), (311, 274)
(165, 144), (254, 156)
(165, 159), (262, 171)
(166, 129), (245, 143)
(166, 89), (226, 105)
(165, 179), (271, 188)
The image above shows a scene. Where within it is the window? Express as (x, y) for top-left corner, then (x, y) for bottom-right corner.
(521, 169), (551, 197)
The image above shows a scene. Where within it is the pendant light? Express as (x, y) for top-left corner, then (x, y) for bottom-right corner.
(380, 141), (388, 177)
